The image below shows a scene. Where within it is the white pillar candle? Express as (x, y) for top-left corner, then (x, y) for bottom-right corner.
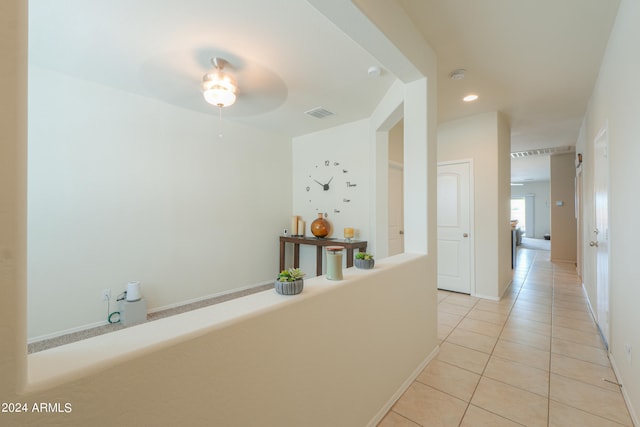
(291, 216), (299, 236)
(298, 219), (305, 236)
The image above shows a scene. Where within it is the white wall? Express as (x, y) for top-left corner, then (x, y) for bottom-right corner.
(438, 112), (512, 299)
(27, 67), (292, 339)
(511, 181), (551, 239)
(2, 2), (441, 425)
(577, 0), (640, 421)
(389, 120), (404, 163)
(292, 120), (371, 275)
(22, 254), (440, 427)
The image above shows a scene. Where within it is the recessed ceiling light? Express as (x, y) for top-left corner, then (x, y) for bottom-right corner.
(463, 94), (478, 102)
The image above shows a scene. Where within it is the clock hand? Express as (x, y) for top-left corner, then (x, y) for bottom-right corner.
(318, 176), (334, 191)
(313, 177), (333, 191)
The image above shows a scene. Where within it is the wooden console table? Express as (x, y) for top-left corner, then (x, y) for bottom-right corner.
(279, 236), (368, 276)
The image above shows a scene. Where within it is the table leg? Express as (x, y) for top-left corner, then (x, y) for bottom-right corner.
(346, 248), (354, 268)
(279, 240), (285, 273)
(316, 246), (323, 276)
(294, 243), (300, 268)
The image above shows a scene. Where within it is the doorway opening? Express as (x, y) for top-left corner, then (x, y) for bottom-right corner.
(388, 119), (404, 256)
(511, 198), (526, 237)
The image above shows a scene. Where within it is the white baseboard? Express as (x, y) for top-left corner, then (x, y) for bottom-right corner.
(583, 283), (638, 426)
(28, 281), (273, 345)
(28, 319), (109, 344)
(581, 282), (597, 322)
(474, 293), (501, 301)
(367, 345), (440, 427)
(609, 355), (639, 426)
(550, 258), (577, 265)
(471, 278), (512, 302)
(148, 280), (272, 314)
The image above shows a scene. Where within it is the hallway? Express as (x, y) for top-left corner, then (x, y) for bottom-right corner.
(379, 248), (634, 426)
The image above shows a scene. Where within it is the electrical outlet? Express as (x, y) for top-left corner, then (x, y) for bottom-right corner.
(101, 289), (111, 301)
(625, 343), (632, 363)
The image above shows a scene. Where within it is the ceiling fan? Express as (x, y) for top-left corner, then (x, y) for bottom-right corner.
(202, 57), (237, 108)
(140, 49), (287, 117)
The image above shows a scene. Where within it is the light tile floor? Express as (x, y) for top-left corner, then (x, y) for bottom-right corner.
(378, 247), (634, 427)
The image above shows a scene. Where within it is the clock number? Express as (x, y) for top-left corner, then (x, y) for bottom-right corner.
(347, 182), (357, 188)
(306, 186), (310, 192)
(343, 198), (351, 203)
(325, 160), (330, 166)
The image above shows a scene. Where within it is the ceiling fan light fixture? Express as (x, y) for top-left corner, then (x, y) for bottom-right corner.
(203, 84), (237, 107)
(202, 58), (237, 108)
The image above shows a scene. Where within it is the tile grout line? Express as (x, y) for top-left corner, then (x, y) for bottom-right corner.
(547, 263), (634, 426)
(547, 260), (556, 427)
(402, 249), (634, 427)
(454, 248), (539, 427)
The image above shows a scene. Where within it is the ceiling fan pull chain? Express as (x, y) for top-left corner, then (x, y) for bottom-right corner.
(218, 106), (223, 138)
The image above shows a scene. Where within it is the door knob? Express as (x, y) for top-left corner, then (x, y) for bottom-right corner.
(463, 233), (469, 238)
(589, 241), (599, 247)
(399, 230), (404, 235)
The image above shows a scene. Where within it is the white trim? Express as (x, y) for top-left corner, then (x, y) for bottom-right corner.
(28, 320), (109, 344)
(593, 121), (611, 350)
(583, 282), (637, 425)
(437, 159), (473, 167)
(582, 282), (597, 321)
(27, 281), (273, 344)
(582, 282), (610, 351)
(553, 260), (578, 265)
(609, 355), (639, 426)
(148, 280), (272, 314)
(366, 345), (439, 427)
(474, 293), (501, 302)
(497, 279), (515, 301)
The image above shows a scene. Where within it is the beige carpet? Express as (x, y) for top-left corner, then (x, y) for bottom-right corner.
(520, 237), (550, 251)
(28, 283), (273, 354)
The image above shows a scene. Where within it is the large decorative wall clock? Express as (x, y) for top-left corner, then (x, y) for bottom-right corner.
(305, 159), (357, 217)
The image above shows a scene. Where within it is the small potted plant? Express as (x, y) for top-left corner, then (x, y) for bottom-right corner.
(275, 268), (306, 295)
(355, 252), (375, 269)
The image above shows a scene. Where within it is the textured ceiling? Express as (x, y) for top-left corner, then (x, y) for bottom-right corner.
(29, 0), (621, 181)
(29, 0), (396, 137)
(399, 0), (620, 181)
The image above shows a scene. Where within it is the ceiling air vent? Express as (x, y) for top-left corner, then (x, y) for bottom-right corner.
(511, 146), (575, 158)
(305, 106), (335, 119)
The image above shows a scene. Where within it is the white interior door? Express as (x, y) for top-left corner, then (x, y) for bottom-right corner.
(388, 162), (404, 256)
(437, 162), (472, 294)
(576, 170), (583, 279)
(593, 126), (610, 348)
